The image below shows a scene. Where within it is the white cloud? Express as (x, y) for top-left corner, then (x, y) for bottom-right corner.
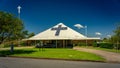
(95, 32), (102, 36)
(74, 24), (84, 29)
(107, 35), (111, 38)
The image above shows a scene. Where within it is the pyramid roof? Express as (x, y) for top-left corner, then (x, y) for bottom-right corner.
(27, 23), (100, 40)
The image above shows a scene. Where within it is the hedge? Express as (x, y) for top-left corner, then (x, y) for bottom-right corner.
(99, 43), (114, 49)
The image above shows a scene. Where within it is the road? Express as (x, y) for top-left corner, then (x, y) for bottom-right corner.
(0, 57), (120, 68)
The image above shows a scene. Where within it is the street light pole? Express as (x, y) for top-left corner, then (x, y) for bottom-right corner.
(17, 5), (21, 46)
(85, 26), (87, 46)
(17, 5), (21, 19)
(74, 24), (88, 46)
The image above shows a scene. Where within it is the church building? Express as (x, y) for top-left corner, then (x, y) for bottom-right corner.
(24, 23), (100, 48)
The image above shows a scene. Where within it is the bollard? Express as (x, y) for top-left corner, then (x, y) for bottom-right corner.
(10, 43), (14, 53)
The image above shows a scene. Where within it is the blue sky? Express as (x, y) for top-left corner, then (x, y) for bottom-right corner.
(0, 0), (120, 38)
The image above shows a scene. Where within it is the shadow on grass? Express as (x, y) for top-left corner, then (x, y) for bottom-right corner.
(0, 49), (36, 57)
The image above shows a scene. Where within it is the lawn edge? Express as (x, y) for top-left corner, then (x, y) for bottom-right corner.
(8, 56), (107, 63)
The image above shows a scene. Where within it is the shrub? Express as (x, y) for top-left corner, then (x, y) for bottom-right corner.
(113, 44), (120, 50)
(3, 44), (10, 48)
(99, 43), (114, 49)
(77, 42), (86, 46)
(1, 41), (20, 48)
(20, 41), (26, 46)
(93, 42), (98, 47)
(93, 42), (103, 47)
(0, 44), (5, 48)
(118, 44), (120, 50)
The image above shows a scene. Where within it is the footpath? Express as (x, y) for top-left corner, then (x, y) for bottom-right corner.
(73, 47), (120, 63)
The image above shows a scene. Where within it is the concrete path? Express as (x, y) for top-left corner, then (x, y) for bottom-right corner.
(0, 46), (33, 50)
(0, 57), (120, 68)
(73, 47), (120, 63)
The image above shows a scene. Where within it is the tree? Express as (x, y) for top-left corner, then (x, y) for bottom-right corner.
(102, 38), (108, 42)
(113, 24), (120, 43)
(28, 32), (35, 38)
(0, 11), (24, 44)
(108, 24), (120, 49)
(19, 30), (35, 39)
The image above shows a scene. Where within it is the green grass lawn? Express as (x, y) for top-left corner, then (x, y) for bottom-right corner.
(80, 46), (120, 53)
(0, 47), (105, 61)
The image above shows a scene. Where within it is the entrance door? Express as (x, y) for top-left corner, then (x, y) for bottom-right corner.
(66, 40), (73, 48)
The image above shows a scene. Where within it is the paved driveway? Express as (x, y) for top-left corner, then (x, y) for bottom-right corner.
(0, 57), (120, 68)
(74, 47), (120, 63)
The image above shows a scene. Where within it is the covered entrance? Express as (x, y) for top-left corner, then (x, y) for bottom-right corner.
(42, 40), (73, 48)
